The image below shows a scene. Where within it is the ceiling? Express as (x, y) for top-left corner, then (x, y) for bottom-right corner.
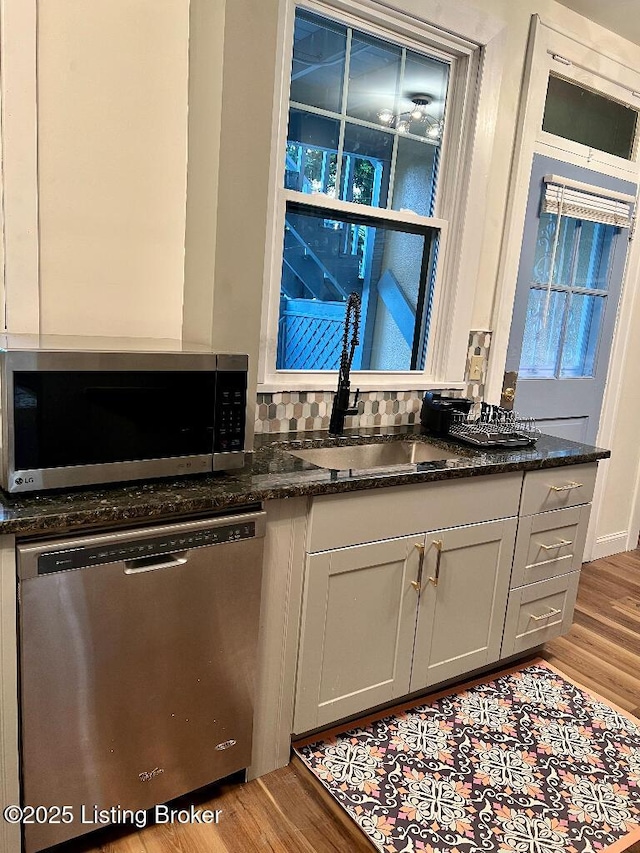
(555, 0), (640, 47)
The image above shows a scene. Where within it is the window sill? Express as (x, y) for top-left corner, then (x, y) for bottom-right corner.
(258, 376), (466, 394)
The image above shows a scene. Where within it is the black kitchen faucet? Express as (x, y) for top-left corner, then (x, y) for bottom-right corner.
(329, 292), (361, 435)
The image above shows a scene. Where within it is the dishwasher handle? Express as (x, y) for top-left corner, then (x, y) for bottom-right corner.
(124, 552), (189, 575)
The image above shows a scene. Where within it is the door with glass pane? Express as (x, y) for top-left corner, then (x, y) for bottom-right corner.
(504, 154), (635, 445)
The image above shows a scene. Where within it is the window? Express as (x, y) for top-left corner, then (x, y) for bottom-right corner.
(260, 0), (503, 389)
(519, 177), (633, 380)
(542, 75), (638, 161)
(275, 9), (448, 373)
(279, 201), (439, 370)
(520, 214), (615, 379)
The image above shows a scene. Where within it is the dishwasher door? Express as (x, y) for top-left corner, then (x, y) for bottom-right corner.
(17, 510), (265, 853)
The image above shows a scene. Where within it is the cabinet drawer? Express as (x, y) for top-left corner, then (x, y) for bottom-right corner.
(520, 463), (597, 516)
(501, 572), (580, 657)
(511, 505), (591, 587)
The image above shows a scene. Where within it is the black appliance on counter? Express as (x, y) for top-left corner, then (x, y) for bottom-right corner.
(422, 393), (540, 448)
(420, 391), (474, 436)
(0, 336), (248, 493)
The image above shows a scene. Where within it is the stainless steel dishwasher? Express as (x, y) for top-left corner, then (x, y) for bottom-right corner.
(17, 509), (265, 853)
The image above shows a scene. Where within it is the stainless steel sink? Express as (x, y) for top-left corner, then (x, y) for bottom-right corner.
(286, 441), (459, 471)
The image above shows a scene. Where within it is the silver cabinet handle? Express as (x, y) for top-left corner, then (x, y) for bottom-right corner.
(549, 482), (583, 492)
(530, 607), (562, 622)
(428, 539), (443, 587)
(538, 538), (573, 551)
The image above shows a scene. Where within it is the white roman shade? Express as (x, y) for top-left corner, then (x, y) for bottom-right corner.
(543, 175), (635, 228)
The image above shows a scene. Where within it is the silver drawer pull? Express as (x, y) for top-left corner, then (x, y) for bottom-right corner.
(538, 538), (573, 551)
(529, 607), (562, 622)
(549, 482), (583, 492)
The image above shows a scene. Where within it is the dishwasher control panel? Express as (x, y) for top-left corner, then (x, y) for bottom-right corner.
(36, 521), (257, 576)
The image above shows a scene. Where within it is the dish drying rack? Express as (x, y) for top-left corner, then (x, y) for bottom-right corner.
(449, 405), (541, 448)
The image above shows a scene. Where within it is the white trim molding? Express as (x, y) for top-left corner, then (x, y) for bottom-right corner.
(258, 0), (506, 391)
(591, 531), (629, 561)
(0, 0), (40, 333)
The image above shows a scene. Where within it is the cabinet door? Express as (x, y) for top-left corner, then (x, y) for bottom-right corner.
(293, 535), (424, 734)
(410, 518), (517, 692)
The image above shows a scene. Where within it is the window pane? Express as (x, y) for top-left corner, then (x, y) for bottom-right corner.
(285, 109), (339, 196)
(552, 216), (578, 286)
(392, 136), (438, 216)
(532, 213), (557, 284)
(346, 32), (402, 124)
(532, 212), (618, 292)
(560, 294), (605, 377)
(402, 48), (448, 138)
(543, 75), (638, 160)
(519, 289), (566, 378)
(277, 205), (437, 371)
(341, 124), (393, 207)
(290, 11), (346, 113)
(531, 213), (575, 286)
(575, 221), (616, 290)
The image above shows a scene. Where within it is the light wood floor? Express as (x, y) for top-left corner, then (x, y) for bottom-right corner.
(60, 550), (640, 853)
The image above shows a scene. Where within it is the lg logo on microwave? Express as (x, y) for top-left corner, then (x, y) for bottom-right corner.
(14, 476), (35, 486)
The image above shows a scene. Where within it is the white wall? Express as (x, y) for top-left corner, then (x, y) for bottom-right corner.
(36, 0), (190, 338)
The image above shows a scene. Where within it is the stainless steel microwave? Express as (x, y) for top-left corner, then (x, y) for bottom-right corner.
(0, 346), (248, 493)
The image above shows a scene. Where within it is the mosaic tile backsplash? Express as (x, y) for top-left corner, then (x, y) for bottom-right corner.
(255, 330), (492, 434)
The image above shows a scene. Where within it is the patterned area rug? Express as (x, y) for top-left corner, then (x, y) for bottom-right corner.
(294, 661), (640, 853)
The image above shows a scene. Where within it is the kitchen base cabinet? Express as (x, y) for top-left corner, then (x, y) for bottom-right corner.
(293, 518), (519, 734)
(410, 518), (517, 691)
(291, 465), (598, 736)
(293, 535), (424, 734)
(500, 465), (595, 658)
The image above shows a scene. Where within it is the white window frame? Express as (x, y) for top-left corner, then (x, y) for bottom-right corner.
(258, 0), (505, 391)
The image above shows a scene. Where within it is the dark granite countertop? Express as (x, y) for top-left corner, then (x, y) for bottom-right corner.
(0, 426), (609, 538)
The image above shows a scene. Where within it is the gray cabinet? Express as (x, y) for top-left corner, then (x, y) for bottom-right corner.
(294, 518), (517, 734)
(293, 535), (423, 733)
(500, 465), (594, 658)
(293, 475), (524, 733)
(411, 518), (517, 691)
(291, 465), (597, 735)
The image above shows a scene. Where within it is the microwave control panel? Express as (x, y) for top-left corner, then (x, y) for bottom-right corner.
(214, 370), (247, 454)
